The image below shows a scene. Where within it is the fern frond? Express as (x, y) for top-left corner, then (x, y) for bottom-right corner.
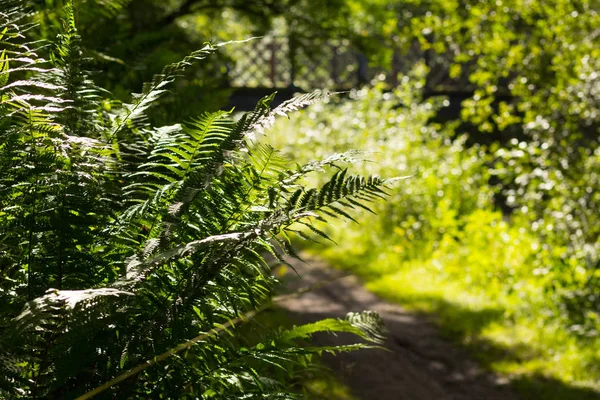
(285, 170), (389, 214)
(15, 288), (132, 328)
(0, 8), (394, 398)
(108, 42), (229, 139)
(277, 318), (368, 342)
(282, 150), (367, 186)
(249, 90), (330, 137)
(50, 2), (110, 140)
(119, 231), (257, 285)
(345, 311), (386, 343)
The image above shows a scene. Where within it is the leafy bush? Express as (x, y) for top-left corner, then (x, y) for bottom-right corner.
(268, 68), (600, 393)
(268, 66), (492, 271)
(0, 4), (389, 398)
(495, 137), (600, 333)
(388, 0), (600, 338)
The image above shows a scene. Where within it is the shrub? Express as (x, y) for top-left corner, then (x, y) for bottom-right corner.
(268, 65), (600, 392)
(268, 66), (493, 272)
(0, 4), (388, 398)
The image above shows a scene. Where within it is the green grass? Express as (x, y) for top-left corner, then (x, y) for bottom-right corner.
(299, 372), (358, 400)
(313, 247), (600, 400)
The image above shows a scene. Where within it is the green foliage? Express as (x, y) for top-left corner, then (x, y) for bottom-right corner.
(394, 0), (600, 335)
(374, 2), (600, 331)
(268, 66), (492, 266)
(380, 0), (600, 340)
(494, 139), (600, 333)
(268, 70), (600, 396)
(0, 4), (389, 398)
(31, 0), (398, 123)
(350, 0), (599, 138)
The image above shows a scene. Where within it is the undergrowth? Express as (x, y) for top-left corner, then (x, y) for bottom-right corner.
(0, 3), (390, 398)
(268, 68), (600, 399)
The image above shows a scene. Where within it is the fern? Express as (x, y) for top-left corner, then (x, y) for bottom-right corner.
(277, 312), (385, 344)
(248, 90), (330, 138)
(0, 3), (396, 399)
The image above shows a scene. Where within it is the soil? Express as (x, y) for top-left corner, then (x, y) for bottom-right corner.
(277, 255), (519, 400)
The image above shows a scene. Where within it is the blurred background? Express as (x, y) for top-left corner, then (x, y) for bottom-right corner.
(36, 0), (599, 398)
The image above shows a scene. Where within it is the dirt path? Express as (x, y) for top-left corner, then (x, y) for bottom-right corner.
(277, 256), (519, 400)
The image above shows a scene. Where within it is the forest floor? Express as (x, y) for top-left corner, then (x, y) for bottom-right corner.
(277, 255), (520, 400)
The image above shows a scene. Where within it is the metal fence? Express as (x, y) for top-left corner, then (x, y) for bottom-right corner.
(224, 37), (366, 90)
(223, 35), (471, 93)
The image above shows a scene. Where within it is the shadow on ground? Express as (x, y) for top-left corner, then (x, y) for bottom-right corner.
(393, 294), (600, 400)
(277, 256), (600, 400)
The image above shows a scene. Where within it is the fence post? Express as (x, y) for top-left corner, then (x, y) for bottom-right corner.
(288, 35), (297, 88)
(331, 44), (339, 87)
(269, 40), (276, 87)
(357, 53), (368, 85)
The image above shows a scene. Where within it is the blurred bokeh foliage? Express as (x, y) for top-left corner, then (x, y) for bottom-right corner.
(267, 63), (599, 393)
(33, 0), (396, 122)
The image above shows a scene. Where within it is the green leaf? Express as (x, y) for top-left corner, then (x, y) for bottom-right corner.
(0, 50), (9, 88)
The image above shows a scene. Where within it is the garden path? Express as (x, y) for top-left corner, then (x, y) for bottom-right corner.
(278, 255), (519, 400)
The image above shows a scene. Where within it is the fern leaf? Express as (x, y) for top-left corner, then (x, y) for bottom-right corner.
(108, 41), (249, 139)
(249, 90), (330, 137)
(277, 311), (385, 344)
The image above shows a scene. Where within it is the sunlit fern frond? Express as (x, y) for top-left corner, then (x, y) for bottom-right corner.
(109, 43), (221, 140)
(0, 5), (396, 398)
(248, 90), (330, 138)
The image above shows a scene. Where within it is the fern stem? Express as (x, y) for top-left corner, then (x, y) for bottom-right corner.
(75, 310), (259, 400)
(26, 205), (36, 300)
(222, 149), (274, 232)
(26, 107), (39, 300)
(57, 189), (66, 290)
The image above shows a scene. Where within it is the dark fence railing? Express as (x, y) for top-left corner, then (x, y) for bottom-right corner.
(223, 36), (474, 110)
(224, 37), (367, 90)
